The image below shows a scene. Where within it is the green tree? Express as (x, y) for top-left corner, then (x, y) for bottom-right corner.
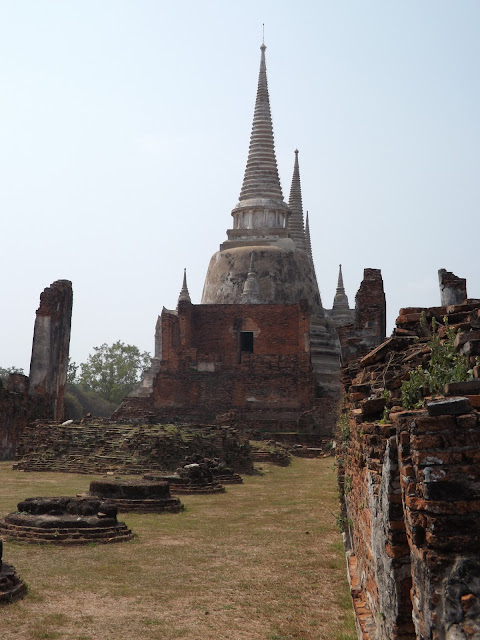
(66, 359), (79, 385)
(0, 366), (25, 385)
(78, 341), (151, 406)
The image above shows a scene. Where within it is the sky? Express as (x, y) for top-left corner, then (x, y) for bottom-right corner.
(1, 0), (479, 371)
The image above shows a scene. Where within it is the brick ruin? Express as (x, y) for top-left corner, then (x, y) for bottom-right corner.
(0, 541), (27, 603)
(87, 478), (184, 513)
(13, 421), (254, 475)
(110, 269), (387, 448)
(338, 270), (480, 640)
(28, 279), (72, 422)
(337, 268), (387, 365)
(109, 44), (391, 445)
(0, 496), (134, 545)
(0, 280), (72, 459)
(114, 299), (319, 440)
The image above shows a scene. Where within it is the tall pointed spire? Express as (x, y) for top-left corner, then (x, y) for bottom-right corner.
(225, 42), (290, 247)
(305, 212), (313, 260)
(239, 43), (284, 203)
(177, 269), (191, 306)
(332, 264), (350, 310)
(337, 264), (345, 293)
(288, 149), (306, 250)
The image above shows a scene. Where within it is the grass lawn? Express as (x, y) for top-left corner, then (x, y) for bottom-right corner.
(0, 457), (355, 640)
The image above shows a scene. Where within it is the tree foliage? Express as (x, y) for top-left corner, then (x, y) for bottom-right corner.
(66, 359), (79, 385)
(0, 366), (25, 385)
(78, 341), (151, 406)
(64, 386), (118, 419)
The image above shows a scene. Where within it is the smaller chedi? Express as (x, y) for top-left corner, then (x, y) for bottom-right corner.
(144, 455), (227, 495)
(0, 497), (133, 544)
(88, 478), (184, 513)
(0, 541), (27, 604)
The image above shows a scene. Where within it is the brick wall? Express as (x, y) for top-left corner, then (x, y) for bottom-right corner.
(14, 421), (254, 475)
(115, 300), (318, 437)
(29, 280), (72, 422)
(339, 298), (480, 639)
(337, 268), (386, 365)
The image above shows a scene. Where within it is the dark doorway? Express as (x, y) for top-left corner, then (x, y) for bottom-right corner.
(240, 331), (254, 354)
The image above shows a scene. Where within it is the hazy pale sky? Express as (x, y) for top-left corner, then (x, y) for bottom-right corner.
(1, 1), (479, 371)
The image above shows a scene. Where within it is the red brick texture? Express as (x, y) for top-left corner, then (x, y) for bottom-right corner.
(115, 301), (319, 438)
(339, 298), (480, 639)
(337, 268), (386, 365)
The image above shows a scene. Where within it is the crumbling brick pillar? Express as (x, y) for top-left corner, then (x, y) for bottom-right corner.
(28, 280), (73, 422)
(355, 268), (386, 341)
(337, 268), (387, 364)
(438, 268), (467, 306)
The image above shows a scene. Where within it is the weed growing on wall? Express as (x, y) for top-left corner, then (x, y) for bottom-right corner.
(401, 318), (471, 409)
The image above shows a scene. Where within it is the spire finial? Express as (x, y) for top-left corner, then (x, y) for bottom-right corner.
(332, 263), (350, 310)
(177, 268), (191, 306)
(288, 149), (306, 250)
(238, 41), (283, 203)
(262, 23), (265, 46)
(337, 264), (345, 293)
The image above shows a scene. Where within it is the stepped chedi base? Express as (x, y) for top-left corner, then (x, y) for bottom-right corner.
(144, 474), (226, 495)
(0, 542), (27, 604)
(88, 478), (184, 513)
(0, 497), (134, 545)
(145, 456), (228, 494)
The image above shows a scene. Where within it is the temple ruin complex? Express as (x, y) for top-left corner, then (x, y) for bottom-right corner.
(115, 42), (386, 439)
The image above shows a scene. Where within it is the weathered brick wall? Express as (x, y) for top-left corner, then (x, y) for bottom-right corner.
(395, 410), (480, 640)
(438, 268), (467, 307)
(188, 301), (309, 360)
(340, 413), (414, 639)
(29, 280), (72, 421)
(338, 268), (386, 365)
(0, 384), (30, 461)
(14, 421), (254, 475)
(115, 300), (318, 437)
(0, 281), (73, 459)
(0, 375), (52, 460)
(339, 298), (480, 640)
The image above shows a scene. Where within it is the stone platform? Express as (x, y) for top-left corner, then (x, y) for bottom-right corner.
(88, 479), (184, 513)
(0, 497), (133, 545)
(0, 543), (27, 604)
(143, 474), (225, 495)
(13, 421), (254, 475)
(0, 563), (27, 604)
(212, 473), (243, 485)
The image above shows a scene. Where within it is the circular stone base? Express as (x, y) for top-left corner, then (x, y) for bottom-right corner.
(0, 515), (133, 545)
(213, 474), (243, 485)
(90, 497), (184, 513)
(142, 475), (225, 495)
(0, 563), (27, 604)
(89, 479), (184, 513)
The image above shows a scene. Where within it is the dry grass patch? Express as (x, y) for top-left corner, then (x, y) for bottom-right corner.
(0, 458), (355, 640)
